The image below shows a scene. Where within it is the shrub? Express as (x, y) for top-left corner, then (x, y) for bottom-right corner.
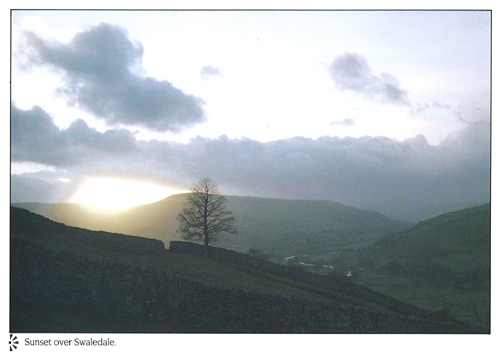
(247, 248), (269, 260)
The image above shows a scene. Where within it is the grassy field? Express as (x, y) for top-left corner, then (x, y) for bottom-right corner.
(291, 252), (490, 329)
(354, 269), (490, 329)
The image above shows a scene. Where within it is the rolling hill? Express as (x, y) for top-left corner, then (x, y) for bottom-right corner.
(13, 194), (412, 257)
(10, 206), (479, 333)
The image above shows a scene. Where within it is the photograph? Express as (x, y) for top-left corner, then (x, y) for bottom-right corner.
(9, 8), (491, 345)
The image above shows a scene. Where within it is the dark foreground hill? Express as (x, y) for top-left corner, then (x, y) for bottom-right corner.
(10, 206), (480, 333)
(14, 195), (412, 257)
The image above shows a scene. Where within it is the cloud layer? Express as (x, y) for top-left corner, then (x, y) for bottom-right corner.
(329, 53), (409, 105)
(24, 23), (205, 132)
(11, 104), (490, 210)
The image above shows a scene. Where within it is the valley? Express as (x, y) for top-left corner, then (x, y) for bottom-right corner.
(284, 204), (491, 330)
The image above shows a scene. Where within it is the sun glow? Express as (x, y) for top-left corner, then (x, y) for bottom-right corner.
(68, 177), (182, 211)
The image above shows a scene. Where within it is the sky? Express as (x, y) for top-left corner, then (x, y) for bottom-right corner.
(10, 10), (491, 215)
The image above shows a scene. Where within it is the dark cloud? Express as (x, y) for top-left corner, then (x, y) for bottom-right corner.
(63, 119), (138, 156)
(24, 23), (205, 132)
(329, 53), (409, 105)
(11, 105), (70, 166)
(11, 104), (139, 167)
(144, 124), (489, 208)
(200, 65), (222, 79)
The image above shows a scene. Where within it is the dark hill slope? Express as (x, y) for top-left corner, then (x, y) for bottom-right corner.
(14, 195), (412, 256)
(10, 206), (165, 256)
(364, 203), (490, 272)
(10, 207), (479, 333)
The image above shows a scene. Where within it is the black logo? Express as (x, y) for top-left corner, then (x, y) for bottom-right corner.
(9, 334), (19, 351)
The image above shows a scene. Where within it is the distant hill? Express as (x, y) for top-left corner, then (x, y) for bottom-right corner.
(360, 201), (488, 223)
(363, 203), (490, 273)
(14, 195), (412, 256)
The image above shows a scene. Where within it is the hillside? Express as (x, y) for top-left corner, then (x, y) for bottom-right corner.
(360, 201), (487, 223)
(333, 203), (491, 330)
(10, 206), (479, 333)
(364, 203), (490, 272)
(14, 195), (412, 256)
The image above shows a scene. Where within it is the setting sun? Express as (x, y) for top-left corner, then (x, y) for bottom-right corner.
(68, 177), (184, 211)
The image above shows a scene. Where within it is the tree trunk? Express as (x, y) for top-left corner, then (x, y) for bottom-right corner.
(203, 233), (209, 258)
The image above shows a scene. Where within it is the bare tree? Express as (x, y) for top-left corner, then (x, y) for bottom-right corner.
(177, 178), (237, 254)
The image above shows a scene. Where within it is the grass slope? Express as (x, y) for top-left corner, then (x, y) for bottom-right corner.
(365, 203), (490, 271)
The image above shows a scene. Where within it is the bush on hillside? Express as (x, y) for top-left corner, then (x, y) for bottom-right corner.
(247, 248), (269, 260)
